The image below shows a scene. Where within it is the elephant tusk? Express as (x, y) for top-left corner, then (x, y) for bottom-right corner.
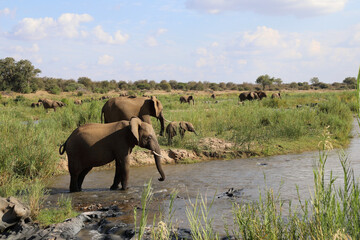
(163, 117), (172, 123)
(152, 151), (163, 157)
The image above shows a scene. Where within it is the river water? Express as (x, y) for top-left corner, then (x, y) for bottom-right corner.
(47, 119), (360, 234)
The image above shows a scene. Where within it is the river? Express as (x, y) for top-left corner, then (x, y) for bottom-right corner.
(46, 119), (360, 235)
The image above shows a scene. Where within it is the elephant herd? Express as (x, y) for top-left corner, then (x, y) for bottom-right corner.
(239, 90), (281, 102)
(54, 91), (283, 192)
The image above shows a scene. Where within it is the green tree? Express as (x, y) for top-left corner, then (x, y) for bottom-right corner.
(256, 74), (274, 90)
(0, 58), (41, 93)
(159, 80), (171, 92)
(78, 77), (93, 90)
(343, 77), (356, 89)
(310, 77), (320, 85)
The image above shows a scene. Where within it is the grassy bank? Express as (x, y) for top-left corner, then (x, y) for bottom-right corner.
(0, 90), (356, 223)
(137, 147), (360, 239)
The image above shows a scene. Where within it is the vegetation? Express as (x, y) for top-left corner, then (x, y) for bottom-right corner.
(134, 147), (360, 239)
(0, 57), (357, 95)
(0, 88), (356, 228)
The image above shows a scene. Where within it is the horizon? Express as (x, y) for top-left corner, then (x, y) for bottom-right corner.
(1, 0), (359, 83)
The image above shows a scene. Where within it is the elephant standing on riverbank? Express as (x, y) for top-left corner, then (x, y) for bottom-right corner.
(38, 99), (65, 112)
(239, 92), (259, 102)
(180, 95), (195, 105)
(166, 121), (197, 145)
(59, 117), (165, 192)
(101, 96), (166, 136)
(255, 91), (267, 100)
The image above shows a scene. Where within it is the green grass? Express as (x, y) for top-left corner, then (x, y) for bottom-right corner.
(36, 195), (79, 226)
(0, 90), (356, 224)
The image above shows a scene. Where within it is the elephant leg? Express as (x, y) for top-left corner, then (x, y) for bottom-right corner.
(77, 167), (92, 191)
(111, 156), (130, 190)
(70, 173), (80, 192)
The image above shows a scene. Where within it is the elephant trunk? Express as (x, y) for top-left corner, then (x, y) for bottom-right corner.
(158, 112), (165, 136)
(153, 146), (165, 181)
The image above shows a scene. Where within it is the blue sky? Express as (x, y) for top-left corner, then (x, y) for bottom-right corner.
(0, 0), (359, 83)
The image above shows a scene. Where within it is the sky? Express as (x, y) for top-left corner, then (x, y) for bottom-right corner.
(0, 0), (359, 84)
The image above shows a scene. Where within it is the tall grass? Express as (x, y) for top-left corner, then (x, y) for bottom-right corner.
(0, 90), (356, 223)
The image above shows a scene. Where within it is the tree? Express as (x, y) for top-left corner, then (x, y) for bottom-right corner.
(78, 77), (93, 90)
(0, 57), (41, 93)
(273, 78), (282, 86)
(343, 77), (356, 89)
(256, 74), (274, 90)
(159, 80), (171, 92)
(310, 77), (320, 85)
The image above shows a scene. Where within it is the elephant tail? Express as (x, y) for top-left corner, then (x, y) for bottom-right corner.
(59, 141), (67, 155)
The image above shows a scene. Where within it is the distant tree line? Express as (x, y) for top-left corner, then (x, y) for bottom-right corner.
(0, 57), (357, 94)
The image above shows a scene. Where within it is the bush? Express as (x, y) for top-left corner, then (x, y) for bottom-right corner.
(49, 86), (61, 94)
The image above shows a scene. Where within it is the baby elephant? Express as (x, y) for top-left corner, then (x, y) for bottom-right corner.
(59, 117), (165, 192)
(166, 121), (197, 145)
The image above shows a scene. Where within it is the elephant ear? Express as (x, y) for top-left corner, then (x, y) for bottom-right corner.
(179, 121), (187, 131)
(151, 96), (160, 117)
(130, 117), (142, 145)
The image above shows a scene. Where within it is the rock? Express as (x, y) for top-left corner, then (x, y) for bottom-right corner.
(0, 197), (31, 232)
(168, 149), (198, 163)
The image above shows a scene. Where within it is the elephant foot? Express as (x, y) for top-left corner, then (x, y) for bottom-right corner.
(110, 185), (119, 190)
(70, 188), (81, 193)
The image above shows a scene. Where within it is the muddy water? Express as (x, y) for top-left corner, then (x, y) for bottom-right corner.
(47, 120), (360, 234)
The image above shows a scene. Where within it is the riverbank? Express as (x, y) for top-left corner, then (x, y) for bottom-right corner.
(0, 90), (356, 227)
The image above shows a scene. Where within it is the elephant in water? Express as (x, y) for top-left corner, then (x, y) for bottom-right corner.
(166, 121), (197, 145)
(101, 96), (166, 136)
(38, 99), (65, 112)
(59, 117), (165, 192)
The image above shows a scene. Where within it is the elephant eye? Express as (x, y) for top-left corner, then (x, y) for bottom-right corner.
(147, 136), (152, 140)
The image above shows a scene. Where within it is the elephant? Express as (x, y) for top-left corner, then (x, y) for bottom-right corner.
(31, 102), (42, 108)
(166, 121), (197, 145)
(101, 96), (166, 136)
(255, 90), (267, 100)
(38, 99), (65, 112)
(74, 99), (82, 105)
(59, 117), (165, 192)
(180, 95), (194, 105)
(239, 92), (259, 102)
(271, 92), (281, 99)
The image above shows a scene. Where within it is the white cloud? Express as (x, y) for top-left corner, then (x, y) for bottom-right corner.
(185, 0), (347, 17)
(98, 54), (114, 65)
(146, 36), (158, 47)
(0, 8), (11, 16)
(12, 13), (93, 40)
(11, 43), (40, 53)
(58, 13), (93, 38)
(308, 40), (322, 56)
(242, 26), (282, 48)
(93, 25), (129, 44)
(196, 47), (208, 55)
(14, 17), (56, 40)
(157, 28), (168, 35)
